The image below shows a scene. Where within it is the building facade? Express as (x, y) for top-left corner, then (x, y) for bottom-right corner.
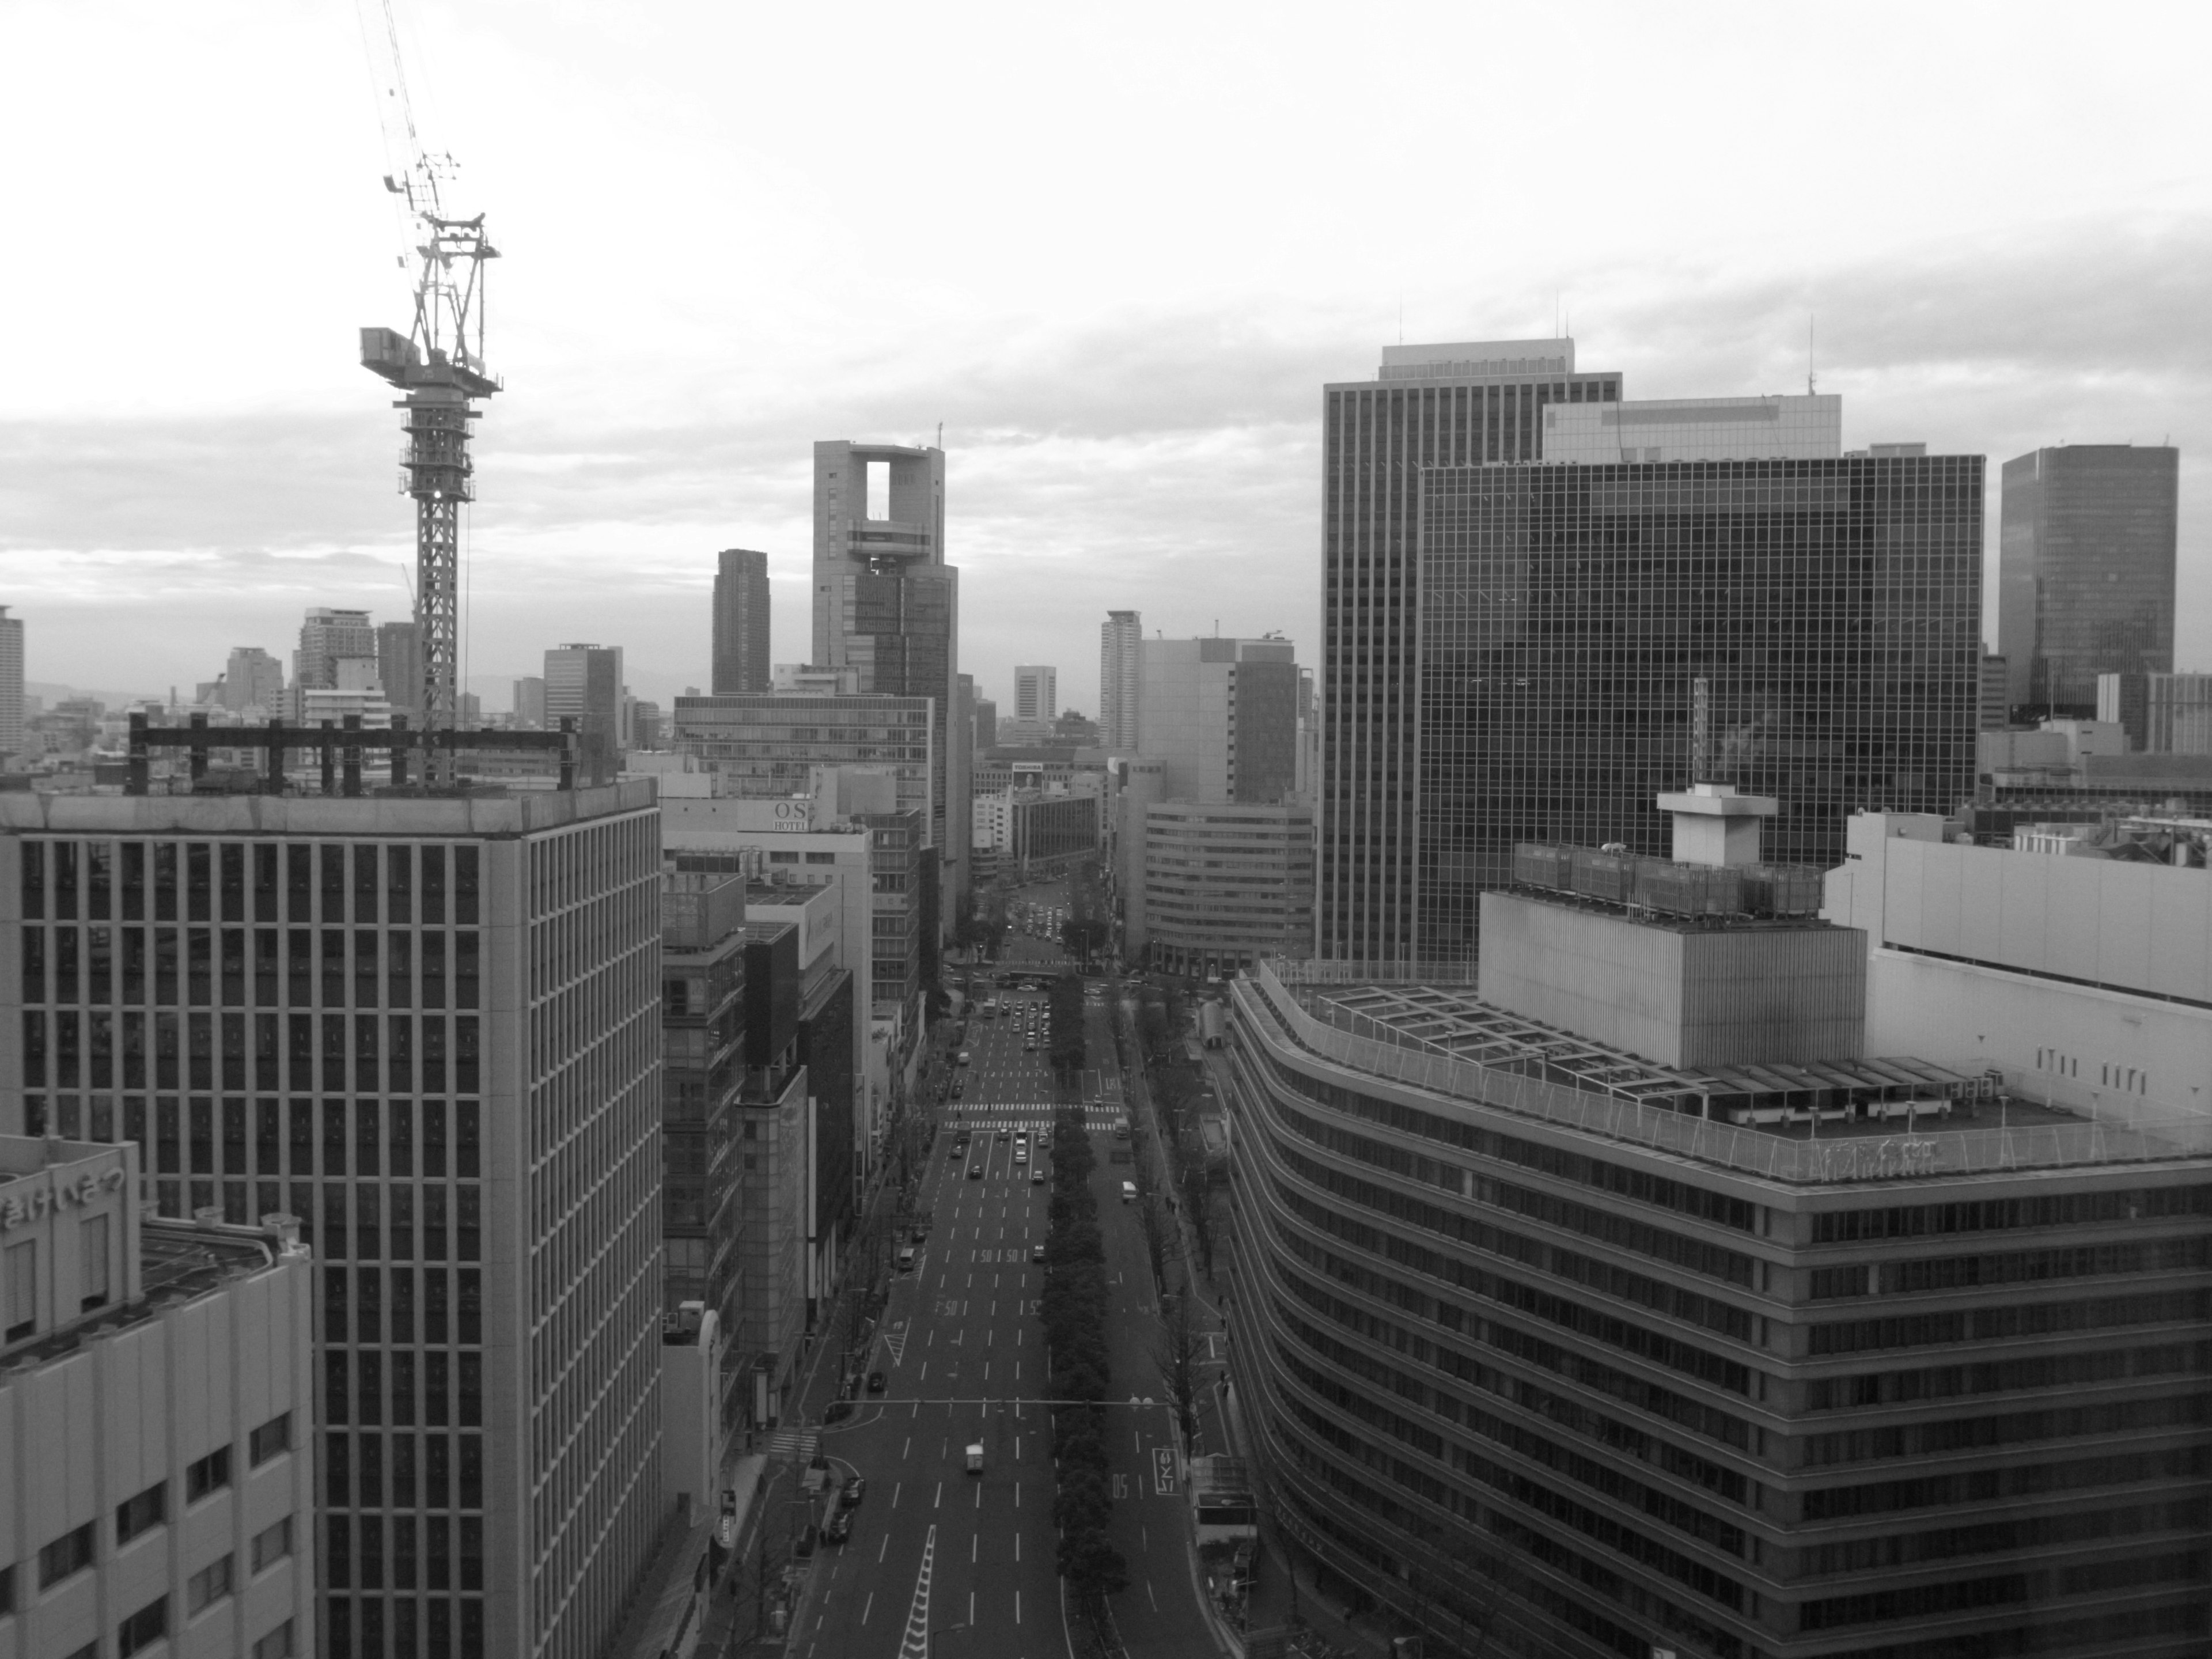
(377, 625), (421, 726)
(1407, 452), (1982, 965)
(1013, 666), (1056, 724)
(1222, 959), (2212, 1659)
(971, 789), (1101, 878)
(220, 649), (287, 718)
(543, 646), (623, 786)
(0, 1137), (318, 1659)
(1541, 395), (1840, 464)
(0, 607), (21, 760)
(1320, 339), (1624, 961)
(669, 694), (934, 827)
(711, 550), (772, 697)
(0, 784), (667, 1659)
(1997, 445), (2179, 719)
(659, 873), (746, 1349)
(809, 441), (967, 923)
(1130, 802), (1312, 978)
(1138, 637), (1300, 805)
(1100, 611), (1142, 751)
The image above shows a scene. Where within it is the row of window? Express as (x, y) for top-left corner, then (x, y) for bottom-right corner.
(32, 1094), (479, 1181)
(22, 925), (481, 1009)
(326, 1513), (483, 1590)
(21, 839), (479, 926)
(24, 1012), (483, 1095)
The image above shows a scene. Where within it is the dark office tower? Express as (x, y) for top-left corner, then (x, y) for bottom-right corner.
(1319, 340), (1622, 962)
(1998, 445), (2179, 719)
(378, 621), (422, 724)
(0, 781), (666, 1659)
(974, 696), (997, 751)
(711, 548), (772, 695)
(1411, 453), (1981, 963)
(811, 440), (968, 925)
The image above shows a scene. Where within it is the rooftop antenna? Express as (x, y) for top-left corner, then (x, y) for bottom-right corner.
(1808, 315), (1816, 397)
(936, 422), (944, 448)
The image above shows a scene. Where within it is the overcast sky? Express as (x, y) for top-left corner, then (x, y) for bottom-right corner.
(3, 0), (2206, 714)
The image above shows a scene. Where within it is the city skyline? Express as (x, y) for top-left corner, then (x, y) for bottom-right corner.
(2, 8), (2207, 707)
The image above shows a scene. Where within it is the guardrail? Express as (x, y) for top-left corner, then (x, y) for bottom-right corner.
(1245, 962), (2212, 1183)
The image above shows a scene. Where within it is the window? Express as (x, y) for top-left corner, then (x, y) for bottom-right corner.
(186, 1552), (233, 1615)
(4, 1240), (33, 1343)
(119, 1596), (169, 1657)
(249, 1411), (291, 1465)
(116, 1481), (166, 1544)
(39, 1521), (94, 1588)
(252, 1619), (297, 1659)
(251, 1516), (293, 1573)
(185, 1444), (232, 1503)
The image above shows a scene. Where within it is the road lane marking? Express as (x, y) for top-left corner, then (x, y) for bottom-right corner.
(1015, 1532), (1021, 1559)
(902, 1437), (910, 1459)
(1016, 1589), (1022, 1624)
(892, 1483), (901, 1507)
(972, 1533), (978, 1561)
(1147, 1581), (1160, 1610)
(878, 1534), (889, 1563)
(934, 1481), (942, 1509)
(861, 1592), (873, 1625)
(976, 1482), (983, 1509)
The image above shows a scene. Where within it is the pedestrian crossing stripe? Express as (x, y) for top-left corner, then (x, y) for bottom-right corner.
(765, 1429), (819, 1463)
(897, 1524), (936, 1659)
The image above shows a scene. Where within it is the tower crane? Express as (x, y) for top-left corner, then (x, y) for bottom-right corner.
(354, 0), (498, 785)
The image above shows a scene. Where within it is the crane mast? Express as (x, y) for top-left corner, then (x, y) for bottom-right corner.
(355, 0), (498, 786)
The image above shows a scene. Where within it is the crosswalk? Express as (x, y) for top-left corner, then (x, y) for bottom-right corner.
(764, 1427), (819, 1463)
(944, 1104), (1127, 1131)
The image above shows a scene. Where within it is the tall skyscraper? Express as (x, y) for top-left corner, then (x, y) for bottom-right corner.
(1013, 665), (1057, 722)
(1137, 635), (1300, 803)
(711, 548), (772, 695)
(810, 440), (967, 925)
(512, 676), (546, 729)
(544, 643), (623, 784)
(222, 645), (286, 714)
(973, 695), (997, 751)
(0, 604), (23, 756)
(1, 779), (666, 1659)
(295, 607), (378, 692)
(1403, 451), (1980, 964)
(1100, 610), (1141, 749)
(1320, 340), (1623, 962)
(1997, 444), (2179, 719)
(379, 620), (422, 723)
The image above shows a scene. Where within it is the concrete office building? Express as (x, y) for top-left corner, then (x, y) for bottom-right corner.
(0, 783), (666, 1659)
(294, 609), (377, 695)
(1320, 340), (1623, 961)
(1397, 448), (1980, 966)
(732, 919), (813, 1427)
(810, 441), (968, 926)
(2143, 671), (2212, 755)
(971, 789), (1101, 880)
(222, 648), (287, 718)
(1827, 808), (2212, 1130)
(0, 1137), (317, 1659)
(1128, 801), (1312, 978)
(1979, 654), (2011, 732)
(1100, 612), (1141, 751)
(669, 694), (934, 825)
(1541, 393), (1840, 464)
(1998, 445), (2179, 719)
(377, 625), (421, 726)
(711, 550), (772, 696)
(658, 872), (747, 1339)
(1223, 794), (2212, 1657)
(0, 607), (22, 759)
(1013, 666), (1056, 724)
(543, 645), (623, 785)
(1138, 637), (1301, 805)
(972, 696), (997, 753)
(510, 679), (544, 730)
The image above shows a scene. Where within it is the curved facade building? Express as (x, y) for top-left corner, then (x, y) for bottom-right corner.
(1222, 964), (2212, 1659)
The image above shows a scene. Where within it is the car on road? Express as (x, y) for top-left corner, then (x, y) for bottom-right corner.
(825, 1510), (852, 1545)
(866, 1370), (887, 1394)
(840, 1476), (868, 1508)
(1031, 1169), (1045, 1184)
(968, 1164), (983, 1179)
(998, 1128), (1010, 1139)
(824, 1399), (853, 1423)
(1031, 1243), (1046, 1262)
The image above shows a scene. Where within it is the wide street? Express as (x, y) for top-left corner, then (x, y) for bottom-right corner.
(777, 883), (1221, 1659)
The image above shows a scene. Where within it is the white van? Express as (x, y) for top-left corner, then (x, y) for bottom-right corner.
(1121, 1181), (1137, 1204)
(897, 1246), (916, 1272)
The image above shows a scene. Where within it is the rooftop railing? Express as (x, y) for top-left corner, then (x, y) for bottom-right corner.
(1244, 961), (2212, 1184)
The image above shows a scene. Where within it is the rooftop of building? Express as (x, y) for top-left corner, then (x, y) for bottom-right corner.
(1245, 960), (2212, 1185)
(1372, 338), (1581, 382)
(0, 778), (656, 835)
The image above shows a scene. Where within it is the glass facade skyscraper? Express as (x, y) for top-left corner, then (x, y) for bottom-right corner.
(1320, 341), (1623, 963)
(1997, 445), (2179, 719)
(1413, 456), (1983, 964)
(711, 547), (772, 695)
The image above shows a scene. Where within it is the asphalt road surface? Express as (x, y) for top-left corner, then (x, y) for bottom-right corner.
(783, 965), (1219, 1659)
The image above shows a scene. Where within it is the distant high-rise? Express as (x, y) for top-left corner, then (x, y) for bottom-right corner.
(378, 620), (422, 723)
(0, 605), (24, 755)
(1100, 611), (1141, 749)
(973, 695), (997, 751)
(222, 644), (286, 714)
(711, 547), (772, 695)
(512, 675), (546, 728)
(811, 440), (968, 924)
(1013, 665), (1057, 722)
(294, 605), (377, 691)
(1320, 339), (1623, 962)
(1137, 635), (1300, 803)
(1998, 445), (2179, 718)
(544, 643), (623, 783)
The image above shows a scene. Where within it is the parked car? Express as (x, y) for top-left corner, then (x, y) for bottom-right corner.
(840, 1476), (868, 1508)
(825, 1510), (852, 1545)
(824, 1399), (853, 1423)
(866, 1370), (887, 1394)
(1031, 1243), (1047, 1262)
